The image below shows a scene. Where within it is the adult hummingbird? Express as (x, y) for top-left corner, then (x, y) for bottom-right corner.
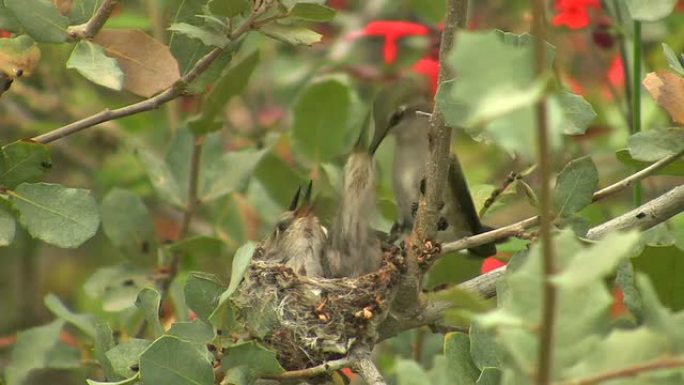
(377, 79), (496, 257)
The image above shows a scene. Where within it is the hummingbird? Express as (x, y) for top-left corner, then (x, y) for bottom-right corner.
(258, 181), (328, 277)
(325, 109), (394, 278)
(377, 79), (496, 257)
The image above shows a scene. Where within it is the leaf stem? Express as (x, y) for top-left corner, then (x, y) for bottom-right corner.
(531, 0), (556, 384)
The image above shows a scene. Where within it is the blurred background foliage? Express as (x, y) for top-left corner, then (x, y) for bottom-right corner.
(0, 0), (682, 384)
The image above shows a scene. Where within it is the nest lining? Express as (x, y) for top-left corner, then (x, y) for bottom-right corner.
(231, 245), (405, 370)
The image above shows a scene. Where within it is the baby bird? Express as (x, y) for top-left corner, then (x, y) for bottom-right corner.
(258, 182), (328, 277)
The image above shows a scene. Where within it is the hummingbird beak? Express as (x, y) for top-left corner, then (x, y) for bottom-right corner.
(294, 180), (314, 218)
(288, 185), (302, 211)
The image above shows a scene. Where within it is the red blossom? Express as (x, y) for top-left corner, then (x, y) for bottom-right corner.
(411, 58), (440, 95)
(0, 30), (11, 38)
(355, 21), (430, 64)
(552, 0), (600, 29)
(481, 257), (507, 274)
(608, 55), (625, 88)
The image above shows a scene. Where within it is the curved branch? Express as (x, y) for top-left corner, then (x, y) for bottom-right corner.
(32, 6), (267, 145)
(265, 356), (354, 380)
(353, 357), (387, 385)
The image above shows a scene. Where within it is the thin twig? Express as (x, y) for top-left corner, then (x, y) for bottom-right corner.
(557, 357), (684, 385)
(265, 357), (354, 379)
(68, 0), (119, 39)
(31, 6), (266, 145)
(441, 150), (682, 255)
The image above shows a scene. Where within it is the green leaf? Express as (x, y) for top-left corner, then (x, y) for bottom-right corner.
(557, 91), (597, 135)
(139, 336), (214, 385)
(626, 0), (676, 21)
(101, 188), (157, 261)
(292, 78), (352, 162)
(0, 203), (16, 246)
(84, 265), (155, 312)
(200, 148), (266, 201)
(289, 3), (336, 21)
(66, 40), (123, 90)
(106, 339), (151, 379)
(444, 333), (480, 385)
(0, 140), (51, 188)
(407, 0), (446, 23)
(167, 320), (215, 343)
(0, 34), (40, 76)
(94, 323), (118, 380)
(44, 293), (97, 338)
(168, 23), (230, 48)
(221, 341), (284, 376)
(136, 146), (184, 207)
(662, 43), (684, 76)
(469, 322), (503, 370)
(190, 51), (260, 136)
(136, 287), (164, 338)
(616, 149), (684, 176)
(0, 1), (21, 31)
(10, 183), (100, 248)
(168, 236), (225, 260)
(253, 151), (306, 210)
(553, 156), (598, 218)
(634, 246), (684, 311)
(5, 320), (65, 385)
(259, 23), (322, 46)
(224, 242), (256, 299)
(169, 0), (211, 75)
(396, 358), (429, 385)
(430, 286), (493, 327)
(68, 0), (100, 24)
(184, 272), (224, 322)
(476, 368), (502, 385)
(553, 231), (640, 288)
(86, 373), (140, 385)
(209, 0), (249, 17)
(223, 366), (256, 385)
(4, 0), (69, 42)
(628, 127), (684, 162)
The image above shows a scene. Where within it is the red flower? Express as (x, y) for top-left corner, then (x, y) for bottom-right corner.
(481, 257), (507, 274)
(411, 58), (440, 95)
(0, 30), (11, 38)
(553, 0), (600, 29)
(607, 55), (624, 88)
(355, 21), (429, 64)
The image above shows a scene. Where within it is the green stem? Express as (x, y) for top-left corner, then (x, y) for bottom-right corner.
(632, 20), (642, 206)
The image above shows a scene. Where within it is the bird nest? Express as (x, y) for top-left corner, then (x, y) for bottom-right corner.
(231, 244), (406, 370)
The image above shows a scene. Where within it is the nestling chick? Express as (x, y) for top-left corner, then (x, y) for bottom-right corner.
(326, 110), (393, 278)
(258, 182), (328, 277)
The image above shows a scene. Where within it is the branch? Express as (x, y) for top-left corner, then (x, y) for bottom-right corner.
(441, 151), (684, 254)
(393, 0), (468, 319)
(378, 184), (684, 340)
(265, 356), (354, 380)
(31, 5), (267, 145)
(68, 0), (119, 39)
(353, 353), (388, 385)
(557, 357), (684, 385)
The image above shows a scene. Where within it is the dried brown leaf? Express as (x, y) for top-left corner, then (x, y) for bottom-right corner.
(93, 29), (180, 98)
(643, 71), (684, 125)
(0, 35), (41, 77)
